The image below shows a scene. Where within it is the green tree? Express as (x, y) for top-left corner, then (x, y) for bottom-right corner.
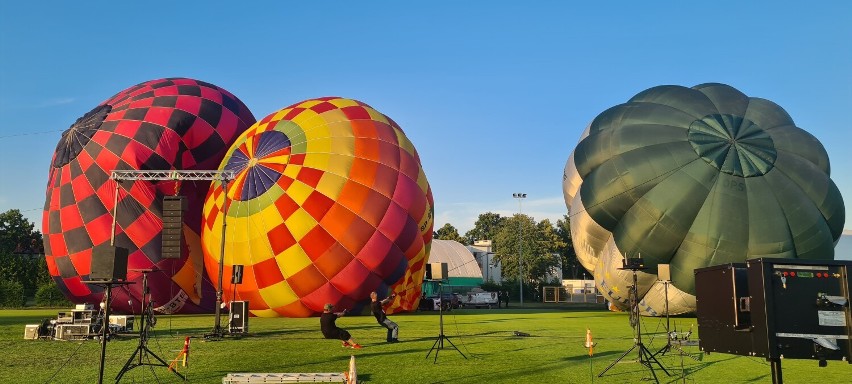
(35, 282), (71, 307)
(0, 209), (40, 254)
(34, 257), (53, 287)
(493, 215), (562, 291)
(528, 219), (565, 281)
(0, 209), (46, 293)
(434, 223), (464, 243)
(463, 212), (505, 245)
(0, 279), (25, 307)
(555, 214), (580, 278)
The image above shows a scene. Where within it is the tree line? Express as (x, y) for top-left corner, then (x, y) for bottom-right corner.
(0, 209), (70, 307)
(0, 207), (583, 307)
(433, 212), (580, 298)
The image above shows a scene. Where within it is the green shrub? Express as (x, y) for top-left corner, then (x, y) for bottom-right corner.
(479, 281), (502, 292)
(35, 282), (71, 307)
(0, 279), (26, 307)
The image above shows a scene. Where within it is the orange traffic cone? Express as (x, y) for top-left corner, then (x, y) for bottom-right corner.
(585, 328), (595, 356)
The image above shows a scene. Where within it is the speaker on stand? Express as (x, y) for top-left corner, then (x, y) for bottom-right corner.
(228, 265), (247, 335)
(425, 262), (466, 363)
(85, 245), (131, 384)
(230, 265), (243, 307)
(90, 245), (129, 281)
(430, 262), (448, 281)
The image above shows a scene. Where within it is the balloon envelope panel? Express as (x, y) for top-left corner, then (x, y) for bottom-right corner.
(43, 78), (256, 314)
(201, 97), (433, 317)
(563, 83), (844, 315)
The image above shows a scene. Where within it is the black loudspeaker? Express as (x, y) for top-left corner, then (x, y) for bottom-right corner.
(161, 196), (186, 259)
(90, 245), (129, 281)
(429, 262), (449, 280)
(696, 259), (852, 363)
(231, 265), (244, 284)
(229, 301), (249, 334)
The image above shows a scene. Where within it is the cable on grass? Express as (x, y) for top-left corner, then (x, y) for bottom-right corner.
(448, 310), (480, 359)
(146, 352), (162, 383)
(44, 341), (87, 384)
(744, 356), (770, 366)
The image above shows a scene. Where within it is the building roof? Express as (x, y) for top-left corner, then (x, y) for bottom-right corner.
(428, 239), (484, 278)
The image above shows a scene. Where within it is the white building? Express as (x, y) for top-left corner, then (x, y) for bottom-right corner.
(467, 240), (564, 284)
(467, 240), (502, 283)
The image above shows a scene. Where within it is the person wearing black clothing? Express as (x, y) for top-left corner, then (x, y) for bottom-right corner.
(320, 303), (361, 349)
(370, 291), (399, 342)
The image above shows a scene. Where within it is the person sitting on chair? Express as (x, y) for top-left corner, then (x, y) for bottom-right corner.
(320, 303), (361, 349)
(370, 291), (399, 343)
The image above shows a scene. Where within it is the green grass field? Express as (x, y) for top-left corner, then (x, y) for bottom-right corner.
(2, 305), (850, 383)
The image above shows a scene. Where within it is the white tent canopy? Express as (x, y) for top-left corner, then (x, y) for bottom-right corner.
(428, 240), (483, 278)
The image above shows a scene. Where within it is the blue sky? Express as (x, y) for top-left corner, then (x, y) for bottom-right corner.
(1, 1), (850, 234)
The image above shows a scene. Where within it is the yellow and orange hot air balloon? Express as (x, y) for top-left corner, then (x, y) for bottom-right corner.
(201, 97), (433, 317)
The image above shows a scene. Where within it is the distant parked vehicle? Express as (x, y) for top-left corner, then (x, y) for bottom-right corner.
(461, 291), (499, 309)
(418, 293), (461, 311)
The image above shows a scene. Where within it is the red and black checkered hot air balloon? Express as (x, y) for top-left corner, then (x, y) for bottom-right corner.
(43, 78), (256, 314)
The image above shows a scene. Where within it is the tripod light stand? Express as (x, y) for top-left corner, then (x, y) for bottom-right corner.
(83, 279), (132, 384)
(651, 267), (700, 362)
(426, 281), (467, 363)
(653, 265), (674, 357)
(116, 269), (185, 382)
(598, 259), (670, 383)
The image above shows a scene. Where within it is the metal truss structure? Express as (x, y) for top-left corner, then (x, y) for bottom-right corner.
(109, 169), (234, 339)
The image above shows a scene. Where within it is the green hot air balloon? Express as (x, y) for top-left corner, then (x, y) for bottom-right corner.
(563, 83), (845, 315)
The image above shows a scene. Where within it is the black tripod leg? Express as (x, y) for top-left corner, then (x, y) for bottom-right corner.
(638, 345), (660, 383)
(144, 346), (186, 381)
(426, 336), (442, 358)
(432, 336), (444, 364)
(651, 343), (671, 358)
(442, 336), (467, 359)
(641, 343), (670, 376)
(651, 352), (670, 376)
(115, 347), (141, 381)
(598, 343), (637, 377)
(143, 346), (168, 366)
